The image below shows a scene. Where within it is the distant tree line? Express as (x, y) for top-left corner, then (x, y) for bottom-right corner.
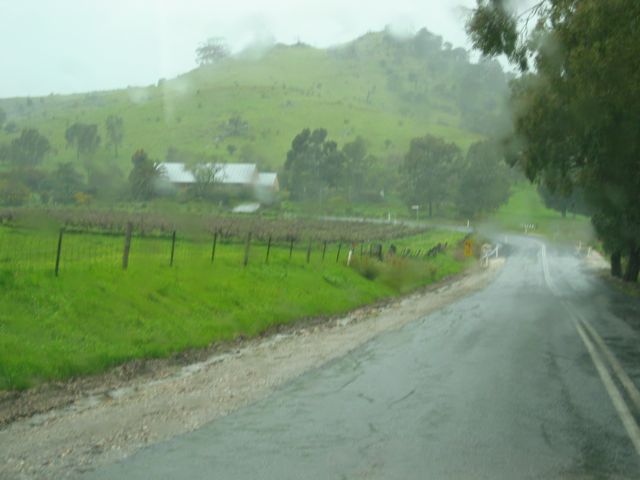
(400, 134), (511, 218)
(282, 129), (379, 203)
(282, 127), (513, 218)
(0, 115), (125, 205)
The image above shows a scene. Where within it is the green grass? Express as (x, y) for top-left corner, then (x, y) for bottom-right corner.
(0, 31), (492, 178)
(483, 182), (595, 246)
(0, 227), (470, 391)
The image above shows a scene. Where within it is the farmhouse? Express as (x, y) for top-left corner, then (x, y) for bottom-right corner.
(256, 172), (280, 191)
(160, 162), (279, 192)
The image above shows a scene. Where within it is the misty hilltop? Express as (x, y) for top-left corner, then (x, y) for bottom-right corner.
(0, 28), (510, 175)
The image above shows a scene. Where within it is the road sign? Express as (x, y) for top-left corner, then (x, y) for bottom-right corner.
(464, 239), (473, 257)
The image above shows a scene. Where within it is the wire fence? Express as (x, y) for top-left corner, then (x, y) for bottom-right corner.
(0, 225), (453, 276)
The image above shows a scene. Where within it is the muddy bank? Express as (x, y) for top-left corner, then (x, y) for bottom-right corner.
(0, 260), (503, 479)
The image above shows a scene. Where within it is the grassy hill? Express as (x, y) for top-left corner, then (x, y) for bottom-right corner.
(0, 28), (508, 179)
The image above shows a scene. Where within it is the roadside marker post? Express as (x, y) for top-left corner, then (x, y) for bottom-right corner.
(211, 231), (218, 264)
(169, 230), (176, 267)
(464, 239), (473, 257)
(122, 222), (133, 270)
(265, 236), (272, 263)
(54, 228), (64, 277)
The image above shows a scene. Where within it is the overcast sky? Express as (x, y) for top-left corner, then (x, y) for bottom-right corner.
(0, 0), (479, 99)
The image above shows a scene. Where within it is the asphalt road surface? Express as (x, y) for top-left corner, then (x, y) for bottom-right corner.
(85, 236), (640, 479)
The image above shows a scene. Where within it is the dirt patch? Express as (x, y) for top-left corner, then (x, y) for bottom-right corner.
(0, 259), (503, 479)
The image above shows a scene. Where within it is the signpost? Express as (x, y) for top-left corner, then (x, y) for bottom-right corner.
(411, 205), (420, 221)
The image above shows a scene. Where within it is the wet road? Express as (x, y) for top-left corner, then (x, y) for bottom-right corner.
(85, 236), (640, 479)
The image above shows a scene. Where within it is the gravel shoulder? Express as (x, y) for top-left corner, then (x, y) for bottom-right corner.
(0, 259), (503, 479)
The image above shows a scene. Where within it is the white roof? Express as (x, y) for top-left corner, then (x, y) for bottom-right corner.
(256, 172), (278, 187)
(161, 162), (194, 183)
(217, 163), (258, 184)
(160, 162), (258, 185)
(232, 202), (261, 213)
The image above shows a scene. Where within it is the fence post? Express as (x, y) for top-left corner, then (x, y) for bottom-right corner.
(243, 232), (252, 267)
(336, 242), (342, 262)
(360, 243), (363, 257)
(170, 230), (176, 267)
(122, 222), (133, 270)
(211, 231), (218, 264)
(306, 240), (312, 264)
(266, 235), (272, 264)
(322, 241), (327, 262)
(54, 228), (64, 277)
(289, 237), (294, 261)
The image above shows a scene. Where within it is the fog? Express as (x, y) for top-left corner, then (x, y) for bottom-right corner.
(0, 0), (478, 98)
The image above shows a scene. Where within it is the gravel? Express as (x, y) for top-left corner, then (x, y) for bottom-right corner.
(0, 261), (503, 479)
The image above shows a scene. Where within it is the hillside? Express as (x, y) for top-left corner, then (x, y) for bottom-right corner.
(0, 28), (509, 183)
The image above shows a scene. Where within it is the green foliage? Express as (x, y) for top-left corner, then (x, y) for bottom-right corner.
(50, 162), (85, 204)
(0, 107), (6, 129)
(401, 134), (462, 217)
(456, 140), (511, 218)
(65, 122), (101, 163)
(195, 37), (230, 66)
(284, 128), (342, 200)
(188, 163), (221, 200)
(342, 136), (373, 201)
(0, 180), (30, 206)
(537, 180), (589, 219)
(0, 28), (500, 180)
(0, 227), (468, 390)
(105, 115), (124, 158)
(128, 149), (162, 200)
(466, 0), (526, 69)
(487, 182), (594, 246)
(222, 115), (249, 137)
(467, 0), (640, 281)
(1, 128), (51, 167)
(3, 121), (18, 134)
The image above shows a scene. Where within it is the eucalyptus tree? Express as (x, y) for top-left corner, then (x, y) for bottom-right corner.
(402, 134), (462, 217)
(65, 123), (101, 164)
(105, 115), (124, 158)
(467, 0), (640, 281)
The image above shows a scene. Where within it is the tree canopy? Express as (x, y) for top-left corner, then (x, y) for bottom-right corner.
(467, 0), (640, 282)
(105, 115), (124, 158)
(65, 123), (101, 164)
(129, 149), (163, 200)
(401, 134), (462, 217)
(195, 38), (230, 66)
(456, 140), (511, 218)
(284, 128), (342, 201)
(1, 128), (51, 167)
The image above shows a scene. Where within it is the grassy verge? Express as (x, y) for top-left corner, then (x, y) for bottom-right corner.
(0, 228), (471, 391)
(483, 182), (596, 247)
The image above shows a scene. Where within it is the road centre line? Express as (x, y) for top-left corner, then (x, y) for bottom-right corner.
(572, 318), (640, 456)
(579, 318), (640, 412)
(539, 241), (640, 456)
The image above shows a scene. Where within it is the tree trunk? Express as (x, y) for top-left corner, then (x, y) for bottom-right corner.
(623, 246), (640, 283)
(611, 250), (622, 278)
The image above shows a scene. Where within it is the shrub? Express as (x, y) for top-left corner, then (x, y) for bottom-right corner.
(0, 180), (30, 206)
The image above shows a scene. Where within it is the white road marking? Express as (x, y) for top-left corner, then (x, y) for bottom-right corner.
(539, 243), (559, 295)
(573, 318), (640, 456)
(538, 241), (640, 456)
(579, 319), (640, 412)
